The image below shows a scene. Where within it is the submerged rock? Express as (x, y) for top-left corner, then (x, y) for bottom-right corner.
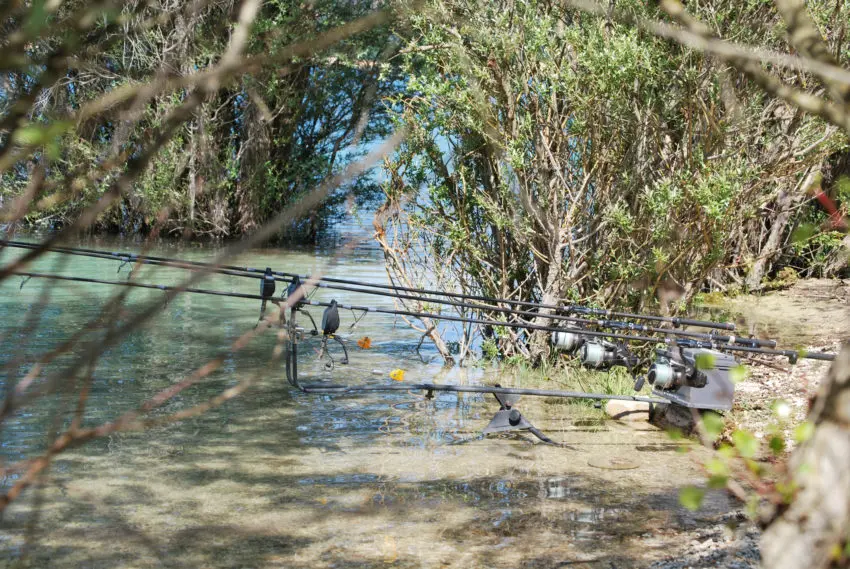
(605, 400), (651, 421)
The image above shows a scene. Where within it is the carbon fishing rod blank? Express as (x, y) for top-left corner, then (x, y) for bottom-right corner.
(1, 240), (737, 332)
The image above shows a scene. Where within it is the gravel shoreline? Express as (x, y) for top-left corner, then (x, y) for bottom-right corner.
(645, 512), (760, 569)
(641, 279), (848, 569)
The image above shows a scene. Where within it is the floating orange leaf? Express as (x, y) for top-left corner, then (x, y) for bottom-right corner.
(357, 336), (372, 349)
(389, 369), (405, 382)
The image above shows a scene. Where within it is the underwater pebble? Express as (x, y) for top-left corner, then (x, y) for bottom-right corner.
(648, 513), (759, 569)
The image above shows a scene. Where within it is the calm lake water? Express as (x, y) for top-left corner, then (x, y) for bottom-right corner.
(1, 234), (820, 568)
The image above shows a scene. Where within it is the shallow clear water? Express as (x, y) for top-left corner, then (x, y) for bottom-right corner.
(0, 236), (750, 568)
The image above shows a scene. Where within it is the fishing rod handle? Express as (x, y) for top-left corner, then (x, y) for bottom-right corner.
(672, 317), (735, 330)
(796, 351), (837, 361)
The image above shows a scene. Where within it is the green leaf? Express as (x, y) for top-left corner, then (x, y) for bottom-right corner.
(776, 480), (797, 503)
(695, 353), (717, 370)
(707, 475), (728, 489)
(679, 486), (705, 511)
(793, 422), (815, 444)
(12, 125), (46, 146)
(666, 428), (683, 441)
(717, 443), (736, 459)
(791, 223), (817, 245)
(729, 365), (748, 384)
(701, 412), (725, 439)
(836, 175), (850, 203)
(732, 430), (758, 458)
(769, 435), (786, 456)
(24, 0), (49, 36)
(745, 459), (764, 475)
(705, 457), (728, 477)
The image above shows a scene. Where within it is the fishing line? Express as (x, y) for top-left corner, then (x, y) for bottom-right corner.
(8, 270), (835, 362)
(0, 239), (734, 331)
(1, 240), (769, 347)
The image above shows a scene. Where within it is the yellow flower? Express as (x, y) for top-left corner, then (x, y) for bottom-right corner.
(389, 369), (405, 382)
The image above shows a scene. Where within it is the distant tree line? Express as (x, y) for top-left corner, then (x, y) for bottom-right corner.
(0, 0), (847, 279)
(1, 0), (399, 241)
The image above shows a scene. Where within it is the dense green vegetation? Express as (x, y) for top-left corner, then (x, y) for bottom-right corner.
(373, 0), (849, 359)
(1, 0), (847, 300)
(0, 0), (399, 240)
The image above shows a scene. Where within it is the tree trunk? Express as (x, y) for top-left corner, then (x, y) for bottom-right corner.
(529, 250), (562, 363)
(745, 184), (804, 290)
(235, 95), (270, 233)
(188, 127), (197, 229)
(825, 234), (850, 275)
(760, 342), (850, 568)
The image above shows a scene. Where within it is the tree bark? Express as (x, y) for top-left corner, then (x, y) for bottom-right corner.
(745, 188), (797, 290)
(760, 342), (850, 569)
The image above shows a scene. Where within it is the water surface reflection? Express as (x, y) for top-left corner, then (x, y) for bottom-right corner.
(1, 237), (736, 568)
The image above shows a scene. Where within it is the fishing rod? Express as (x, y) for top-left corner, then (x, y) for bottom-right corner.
(298, 298), (834, 363)
(0, 239), (734, 330)
(6, 267), (837, 447)
(1, 240), (763, 350)
(13, 268), (833, 420)
(10, 271), (274, 302)
(296, 381), (666, 403)
(289, 279), (773, 347)
(278, 294), (824, 445)
(1, 240), (270, 281)
(288, 290), (834, 419)
(7, 268), (831, 365)
(280, 303), (672, 446)
(278, 270), (735, 330)
(8, 238), (763, 347)
(6, 268), (575, 447)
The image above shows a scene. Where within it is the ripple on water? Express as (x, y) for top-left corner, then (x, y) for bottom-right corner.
(1, 235), (732, 569)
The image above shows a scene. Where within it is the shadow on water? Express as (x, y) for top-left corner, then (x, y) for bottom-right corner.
(0, 236), (744, 568)
(1, 374), (732, 568)
(3, 438), (731, 569)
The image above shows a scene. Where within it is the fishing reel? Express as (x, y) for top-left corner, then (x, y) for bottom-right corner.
(552, 330), (585, 352)
(552, 329), (637, 371)
(579, 341), (638, 371)
(647, 351), (708, 390)
(645, 346), (737, 411)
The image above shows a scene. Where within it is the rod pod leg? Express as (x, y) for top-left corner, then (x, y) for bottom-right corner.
(298, 308), (318, 335)
(285, 306), (302, 389)
(481, 385), (563, 446)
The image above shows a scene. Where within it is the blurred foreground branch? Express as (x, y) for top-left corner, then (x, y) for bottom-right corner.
(760, 343), (850, 568)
